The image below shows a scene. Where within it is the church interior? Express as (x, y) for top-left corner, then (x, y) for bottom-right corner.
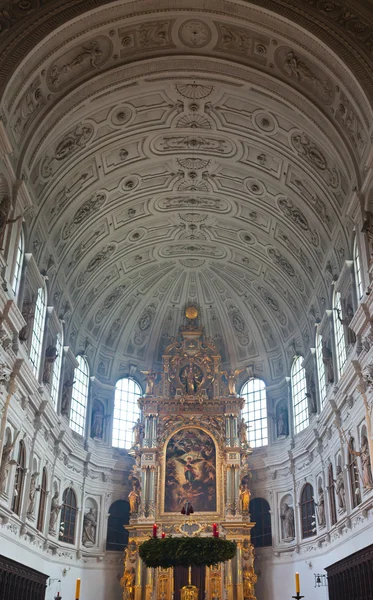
(1, 1), (373, 599)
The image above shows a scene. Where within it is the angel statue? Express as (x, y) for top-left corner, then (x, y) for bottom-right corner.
(221, 369), (244, 396)
(140, 370), (158, 395)
(180, 362), (203, 394)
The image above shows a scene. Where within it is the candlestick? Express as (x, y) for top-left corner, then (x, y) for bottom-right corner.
(153, 524), (158, 538)
(291, 594), (304, 600)
(75, 578), (81, 600)
(295, 573), (300, 594)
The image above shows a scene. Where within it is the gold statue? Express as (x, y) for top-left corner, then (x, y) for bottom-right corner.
(128, 483), (141, 515)
(221, 369), (244, 396)
(121, 568), (135, 600)
(240, 483), (251, 512)
(140, 370), (158, 395)
(243, 566), (257, 600)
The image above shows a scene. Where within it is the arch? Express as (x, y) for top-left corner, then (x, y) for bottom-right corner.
(333, 289), (347, 378)
(249, 497), (272, 548)
(11, 439), (26, 515)
(354, 236), (364, 301)
(348, 438), (361, 508)
(50, 330), (63, 409)
(300, 483), (315, 539)
(37, 467), (48, 533)
(29, 285), (46, 378)
(241, 378), (268, 448)
(291, 356), (309, 434)
(106, 499), (130, 551)
(112, 377), (142, 449)
(69, 355), (90, 436)
(316, 331), (327, 408)
(59, 487), (78, 544)
(11, 226), (24, 298)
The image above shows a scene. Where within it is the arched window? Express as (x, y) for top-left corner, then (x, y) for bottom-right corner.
(241, 378), (268, 448)
(328, 463), (337, 526)
(50, 332), (63, 408)
(106, 500), (130, 551)
(249, 498), (272, 547)
(69, 355), (90, 436)
(316, 332), (327, 407)
(11, 227), (24, 298)
(354, 237), (363, 300)
(333, 290), (347, 378)
(12, 440), (26, 515)
(29, 286), (46, 377)
(291, 357), (309, 434)
(59, 487), (77, 544)
(112, 378), (142, 449)
(300, 483), (315, 538)
(348, 438), (361, 508)
(37, 468), (47, 532)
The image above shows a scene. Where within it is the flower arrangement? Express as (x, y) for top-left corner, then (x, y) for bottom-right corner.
(139, 536), (237, 569)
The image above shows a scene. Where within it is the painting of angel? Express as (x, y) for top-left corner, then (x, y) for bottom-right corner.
(164, 428), (216, 512)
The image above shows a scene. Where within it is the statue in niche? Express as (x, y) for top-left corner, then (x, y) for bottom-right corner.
(0, 431), (19, 493)
(27, 471), (39, 518)
(322, 341), (334, 384)
(239, 418), (248, 447)
(42, 345), (58, 384)
(336, 305), (356, 345)
(19, 301), (34, 343)
(132, 418), (144, 448)
(121, 567), (135, 600)
(306, 375), (317, 414)
(239, 482), (251, 513)
(91, 399), (105, 439)
(49, 491), (62, 533)
(0, 196), (20, 250)
(128, 483), (141, 515)
(335, 465), (346, 511)
(140, 370), (158, 395)
(362, 211), (373, 257)
(82, 507), (97, 546)
(61, 378), (75, 417)
(281, 503), (295, 540)
(317, 487), (325, 527)
(360, 436), (373, 488)
(276, 404), (288, 437)
(180, 362), (203, 394)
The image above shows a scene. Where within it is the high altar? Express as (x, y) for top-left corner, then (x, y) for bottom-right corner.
(121, 306), (257, 600)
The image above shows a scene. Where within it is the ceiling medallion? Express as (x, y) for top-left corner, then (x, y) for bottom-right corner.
(178, 20), (212, 48)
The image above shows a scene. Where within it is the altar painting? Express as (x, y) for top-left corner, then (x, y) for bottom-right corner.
(164, 428), (216, 513)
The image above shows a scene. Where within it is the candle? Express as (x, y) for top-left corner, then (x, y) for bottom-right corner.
(295, 573), (300, 594)
(162, 532), (166, 539)
(75, 578), (81, 600)
(153, 524), (158, 538)
(213, 523), (217, 537)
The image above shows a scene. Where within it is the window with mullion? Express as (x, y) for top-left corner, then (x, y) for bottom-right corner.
(316, 332), (327, 407)
(354, 238), (363, 301)
(12, 228), (24, 298)
(333, 291), (347, 378)
(249, 498), (272, 547)
(291, 357), (309, 434)
(241, 378), (268, 448)
(59, 487), (77, 544)
(112, 378), (142, 449)
(301, 483), (315, 538)
(328, 463), (337, 526)
(348, 438), (361, 508)
(69, 356), (89, 436)
(29, 287), (46, 378)
(37, 468), (47, 532)
(11, 440), (26, 515)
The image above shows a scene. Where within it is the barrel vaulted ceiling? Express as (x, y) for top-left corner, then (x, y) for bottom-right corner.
(2, 0), (373, 383)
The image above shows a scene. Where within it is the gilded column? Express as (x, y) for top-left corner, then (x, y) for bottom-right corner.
(232, 416), (239, 447)
(226, 559), (234, 600)
(234, 466), (241, 514)
(145, 568), (153, 600)
(226, 466), (233, 516)
(236, 542), (243, 600)
(134, 554), (143, 600)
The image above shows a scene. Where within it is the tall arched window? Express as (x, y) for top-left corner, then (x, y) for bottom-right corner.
(316, 332), (327, 407)
(328, 463), (337, 526)
(112, 378), (142, 449)
(249, 498), (272, 547)
(291, 357), (309, 434)
(37, 468), (47, 533)
(300, 483), (315, 538)
(106, 500), (130, 551)
(348, 438), (361, 508)
(59, 487), (77, 544)
(69, 356), (90, 436)
(333, 290), (347, 378)
(50, 332), (63, 408)
(241, 378), (268, 448)
(29, 286), (46, 377)
(12, 440), (26, 515)
(354, 237), (363, 300)
(11, 227), (24, 298)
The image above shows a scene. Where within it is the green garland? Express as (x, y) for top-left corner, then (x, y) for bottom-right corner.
(139, 536), (237, 569)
